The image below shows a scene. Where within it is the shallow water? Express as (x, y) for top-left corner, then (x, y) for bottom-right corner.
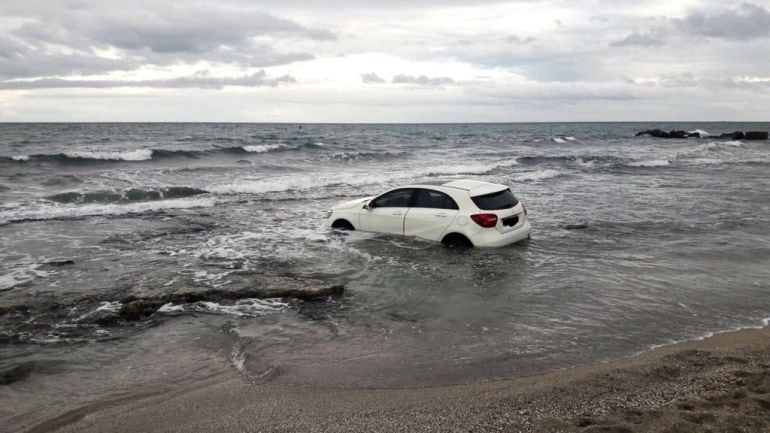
(2, 122), (770, 427)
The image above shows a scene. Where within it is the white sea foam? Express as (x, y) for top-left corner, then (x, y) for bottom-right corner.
(628, 159), (670, 167)
(11, 155), (30, 161)
(689, 158), (724, 165)
(688, 129), (711, 137)
(703, 140), (742, 151)
(242, 144), (282, 153)
(157, 298), (288, 318)
(65, 149), (153, 161)
(231, 345), (246, 373)
(552, 137), (567, 143)
(513, 169), (562, 182)
(94, 301), (122, 313)
(157, 303), (185, 313)
(0, 256), (53, 290)
(564, 136), (576, 141)
(0, 197), (217, 225)
(74, 301), (123, 322)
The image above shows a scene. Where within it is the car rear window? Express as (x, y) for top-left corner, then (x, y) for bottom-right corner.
(471, 189), (518, 210)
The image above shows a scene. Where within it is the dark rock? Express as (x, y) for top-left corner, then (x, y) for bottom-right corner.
(0, 360), (65, 385)
(719, 131), (745, 140)
(45, 260), (75, 267)
(745, 131), (769, 140)
(669, 130), (688, 139)
(635, 129), (671, 138)
(563, 224), (589, 230)
(689, 132), (701, 138)
(1, 363), (36, 385)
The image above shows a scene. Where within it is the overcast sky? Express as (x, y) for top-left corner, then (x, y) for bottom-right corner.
(1, 0), (769, 122)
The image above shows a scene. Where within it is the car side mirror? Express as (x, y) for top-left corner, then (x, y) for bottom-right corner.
(364, 202), (372, 210)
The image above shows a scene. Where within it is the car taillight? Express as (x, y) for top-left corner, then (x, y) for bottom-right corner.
(522, 202), (528, 216)
(470, 213), (498, 228)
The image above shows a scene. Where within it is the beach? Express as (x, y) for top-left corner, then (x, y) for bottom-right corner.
(26, 326), (769, 433)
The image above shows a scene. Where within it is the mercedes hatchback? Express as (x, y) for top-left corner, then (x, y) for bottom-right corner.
(323, 179), (531, 248)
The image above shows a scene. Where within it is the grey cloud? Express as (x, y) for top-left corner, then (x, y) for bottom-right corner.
(681, 3), (770, 40)
(0, 70), (296, 90)
(361, 72), (387, 83)
(392, 74), (454, 86)
(0, 35), (137, 80)
(2, 3), (332, 80)
(505, 35), (536, 44)
(610, 31), (663, 47)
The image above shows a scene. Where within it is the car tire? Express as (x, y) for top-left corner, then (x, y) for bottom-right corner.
(441, 233), (473, 249)
(331, 219), (355, 231)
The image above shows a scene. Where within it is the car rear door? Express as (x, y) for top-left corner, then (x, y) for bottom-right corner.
(359, 188), (415, 235)
(403, 189), (459, 241)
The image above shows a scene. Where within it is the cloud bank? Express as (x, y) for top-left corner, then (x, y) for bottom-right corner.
(2, 1), (770, 121)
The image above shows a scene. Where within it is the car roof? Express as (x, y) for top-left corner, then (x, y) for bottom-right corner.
(406, 179), (509, 196)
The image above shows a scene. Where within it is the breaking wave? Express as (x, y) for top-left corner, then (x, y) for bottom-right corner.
(1, 142), (324, 165)
(513, 169), (563, 182)
(0, 197), (217, 225)
(45, 187), (208, 204)
(628, 159), (670, 167)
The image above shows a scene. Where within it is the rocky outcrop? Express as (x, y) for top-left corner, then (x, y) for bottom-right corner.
(745, 131), (769, 140)
(718, 131), (745, 139)
(637, 129), (768, 140)
(634, 129), (691, 139)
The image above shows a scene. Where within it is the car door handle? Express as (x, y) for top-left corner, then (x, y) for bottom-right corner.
(435, 213), (448, 217)
(392, 211), (403, 216)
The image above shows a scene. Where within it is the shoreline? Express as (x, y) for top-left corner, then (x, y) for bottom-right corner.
(34, 325), (770, 433)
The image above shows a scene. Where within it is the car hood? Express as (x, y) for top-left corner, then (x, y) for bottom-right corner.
(332, 196), (373, 210)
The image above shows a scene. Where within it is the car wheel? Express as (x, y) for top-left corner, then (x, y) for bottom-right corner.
(331, 219), (354, 231)
(442, 233), (473, 249)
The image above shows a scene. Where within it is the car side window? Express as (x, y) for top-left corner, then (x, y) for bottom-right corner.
(371, 189), (414, 208)
(414, 189), (459, 210)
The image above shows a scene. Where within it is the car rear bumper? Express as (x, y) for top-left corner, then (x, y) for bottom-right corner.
(470, 219), (531, 247)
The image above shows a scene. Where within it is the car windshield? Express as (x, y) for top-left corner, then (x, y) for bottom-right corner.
(471, 189), (518, 210)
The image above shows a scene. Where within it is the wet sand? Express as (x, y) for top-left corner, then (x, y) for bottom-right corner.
(32, 327), (770, 433)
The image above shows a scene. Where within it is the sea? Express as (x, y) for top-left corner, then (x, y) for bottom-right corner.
(1, 122), (769, 429)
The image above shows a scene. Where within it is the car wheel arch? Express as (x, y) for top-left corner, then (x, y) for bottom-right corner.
(331, 219), (355, 230)
(441, 232), (473, 248)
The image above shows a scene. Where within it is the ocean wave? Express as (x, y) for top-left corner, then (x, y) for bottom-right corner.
(518, 155), (623, 166)
(45, 186), (208, 204)
(688, 129), (711, 137)
(1, 142), (322, 165)
(513, 169), (562, 182)
(0, 197), (217, 225)
(65, 149), (154, 161)
(628, 159), (670, 167)
(703, 140), (743, 151)
(242, 144), (283, 153)
(209, 161), (520, 196)
(552, 136), (577, 143)
(325, 151), (410, 162)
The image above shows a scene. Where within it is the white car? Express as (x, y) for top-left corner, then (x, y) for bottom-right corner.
(323, 179), (531, 248)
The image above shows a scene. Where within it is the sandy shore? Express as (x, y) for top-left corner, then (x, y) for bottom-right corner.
(30, 327), (770, 433)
